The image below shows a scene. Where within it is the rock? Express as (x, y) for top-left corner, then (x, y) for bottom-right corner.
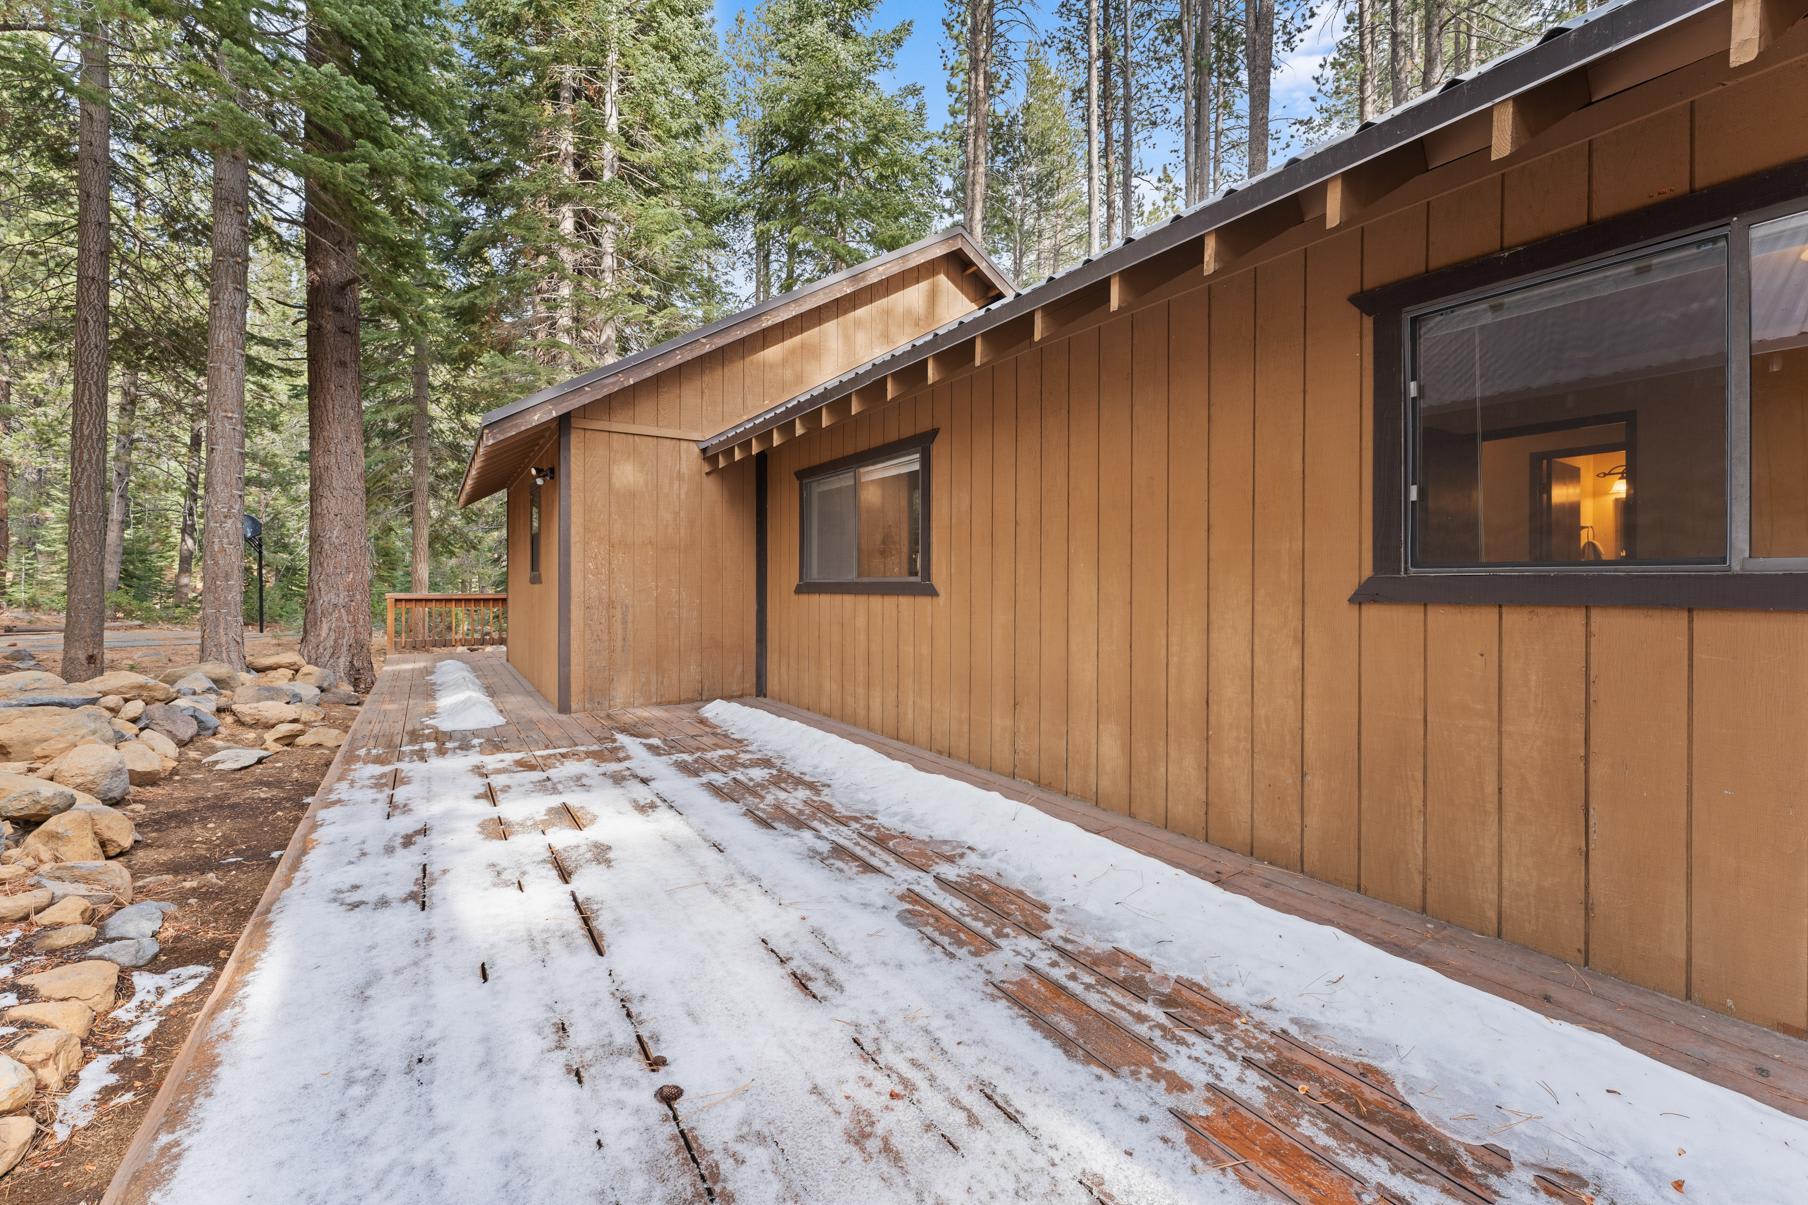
(0, 686), (104, 710)
(176, 705), (220, 737)
(262, 722), (308, 751)
(70, 801), (135, 855)
(0, 707), (118, 760)
(294, 726), (347, 750)
(259, 668), (297, 685)
(18, 812), (104, 864)
(288, 683), (321, 707)
(100, 900), (174, 940)
(5, 1000), (96, 1039)
(0, 887), (52, 922)
(47, 744), (130, 804)
(141, 703), (199, 746)
(110, 717), (139, 739)
(32, 894), (92, 925)
(158, 660), (238, 688)
(203, 747), (271, 772)
(0, 1113), (33, 1178)
(8, 1028), (82, 1090)
(119, 697), (145, 721)
(82, 670), (175, 704)
(33, 859), (133, 904)
(0, 1054), (35, 1113)
(177, 694), (219, 715)
(90, 936), (159, 967)
(296, 664), (337, 689)
(320, 689), (363, 707)
(232, 700), (300, 728)
(0, 864), (26, 884)
(30, 923), (96, 952)
(231, 683), (292, 707)
(117, 740), (169, 785)
(137, 728), (178, 761)
(247, 651), (304, 672)
(171, 671), (216, 696)
(0, 670), (66, 696)
(296, 704), (325, 724)
(97, 694), (125, 713)
(0, 772), (77, 823)
(18, 959), (118, 1013)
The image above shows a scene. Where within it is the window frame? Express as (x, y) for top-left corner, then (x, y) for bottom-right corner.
(794, 429), (937, 596)
(1351, 157), (1808, 611)
(528, 477), (543, 585)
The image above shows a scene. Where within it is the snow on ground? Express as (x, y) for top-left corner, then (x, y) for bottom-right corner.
(703, 700), (1808, 1203)
(422, 659), (505, 731)
(55, 965), (212, 1139)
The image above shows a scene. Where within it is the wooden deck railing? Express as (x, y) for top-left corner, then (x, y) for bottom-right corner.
(385, 593), (508, 652)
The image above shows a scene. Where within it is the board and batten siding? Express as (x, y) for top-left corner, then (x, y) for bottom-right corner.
(508, 252), (995, 713)
(766, 44), (1808, 1035)
(504, 434), (562, 705)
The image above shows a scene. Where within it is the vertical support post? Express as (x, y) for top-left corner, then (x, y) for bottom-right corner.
(755, 451), (768, 698)
(386, 594), (396, 654)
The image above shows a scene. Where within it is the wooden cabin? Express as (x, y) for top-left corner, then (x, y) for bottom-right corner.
(461, 0), (1808, 1037)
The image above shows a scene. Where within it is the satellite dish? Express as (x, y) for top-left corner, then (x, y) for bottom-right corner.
(243, 514), (263, 542)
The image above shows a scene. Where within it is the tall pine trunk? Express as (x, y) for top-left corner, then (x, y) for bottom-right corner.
(1085, 0), (1100, 254)
(300, 33), (377, 693)
(64, 13), (111, 680)
(0, 352), (12, 602)
(963, 0), (993, 243)
(556, 67), (577, 365)
(1388, 0), (1408, 108)
(1120, 0), (1133, 230)
(1101, 18), (1115, 243)
(1244, 0), (1273, 175)
(102, 369), (138, 594)
(1358, 0), (1377, 121)
(201, 134), (250, 669)
(1421, 0), (1443, 91)
(410, 334), (431, 592)
(173, 408), (202, 607)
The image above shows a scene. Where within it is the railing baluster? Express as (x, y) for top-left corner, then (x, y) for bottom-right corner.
(384, 592), (508, 654)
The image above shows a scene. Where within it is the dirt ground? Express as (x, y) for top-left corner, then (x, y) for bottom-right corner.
(1, 625), (376, 1205)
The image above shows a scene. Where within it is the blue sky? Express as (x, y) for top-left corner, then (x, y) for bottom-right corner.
(712, 0), (1346, 205)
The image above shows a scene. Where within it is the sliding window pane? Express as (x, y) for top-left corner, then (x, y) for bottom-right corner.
(1751, 211), (1808, 558)
(1413, 238), (1729, 567)
(856, 454), (922, 579)
(803, 471), (857, 579)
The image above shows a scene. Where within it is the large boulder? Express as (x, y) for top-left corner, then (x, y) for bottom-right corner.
(0, 887), (52, 922)
(0, 685), (103, 710)
(231, 683), (292, 707)
(9, 1027), (82, 1089)
(0, 1053), (35, 1112)
(18, 959), (119, 1013)
(46, 744), (130, 804)
(140, 703), (199, 746)
(232, 700), (300, 728)
(247, 651), (304, 673)
(70, 801), (135, 855)
(117, 739), (170, 785)
(296, 664), (337, 689)
(34, 859), (133, 904)
(0, 772), (78, 823)
(81, 670), (176, 704)
(0, 707), (118, 761)
(18, 812), (104, 864)
(0, 670), (66, 696)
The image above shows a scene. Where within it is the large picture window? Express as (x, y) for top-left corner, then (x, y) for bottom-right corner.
(1354, 161), (1808, 609)
(796, 431), (935, 595)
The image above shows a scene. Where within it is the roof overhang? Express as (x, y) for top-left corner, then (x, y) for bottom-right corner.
(700, 0), (1797, 467)
(457, 226), (1012, 506)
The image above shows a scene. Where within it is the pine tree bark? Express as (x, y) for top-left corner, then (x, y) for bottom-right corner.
(1120, 0), (1134, 228)
(556, 66), (577, 367)
(963, 0), (993, 243)
(174, 408), (202, 607)
(102, 369), (138, 595)
(200, 134), (250, 669)
(300, 51), (377, 693)
(64, 14), (111, 681)
(1085, 0), (1101, 254)
(1421, 0), (1443, 91)
(1101, 17), (1115, 243)
(1358, 0), (1377, 121)
(410, 333), (431, 593)
(0, 353), (12, 601)
(1244, 0), (1273, 175)
(1388, 0), (1408, 108)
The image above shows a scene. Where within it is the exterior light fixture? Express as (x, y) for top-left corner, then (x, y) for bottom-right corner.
(532, 465), (556, 487)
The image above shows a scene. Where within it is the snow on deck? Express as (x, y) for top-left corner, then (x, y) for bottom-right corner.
(118, 654), (1808, 1203)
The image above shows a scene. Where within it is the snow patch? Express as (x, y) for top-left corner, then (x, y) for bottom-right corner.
(423, 659), (504, 731)
(702, 699), (1808, 1203)
(55, 965), (212, 1139)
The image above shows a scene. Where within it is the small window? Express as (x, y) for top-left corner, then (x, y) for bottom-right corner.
(529, 479), (543, 584)
(1411, 236), (1730, 568)
(797, 432), (935, 595)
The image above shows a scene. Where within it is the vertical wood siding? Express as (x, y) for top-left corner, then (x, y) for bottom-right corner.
(765, 56), (1808, 1035)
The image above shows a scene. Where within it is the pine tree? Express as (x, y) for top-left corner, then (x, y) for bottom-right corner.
(987, 45), (1087, 285)
(732, 0), (938, 296)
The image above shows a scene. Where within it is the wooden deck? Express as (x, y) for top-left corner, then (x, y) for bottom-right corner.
(104, 651), (1808, 1203)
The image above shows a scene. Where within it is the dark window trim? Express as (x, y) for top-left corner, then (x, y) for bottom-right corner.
(796, 428), (938, 596)
(1354, 157), (1808, 611)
